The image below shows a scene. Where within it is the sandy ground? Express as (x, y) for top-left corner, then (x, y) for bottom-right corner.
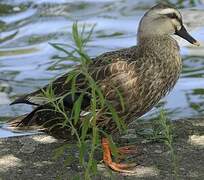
(0, 118), (203, 180)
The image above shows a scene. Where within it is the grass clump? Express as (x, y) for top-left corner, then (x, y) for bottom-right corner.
(157, 110), (178, 180)
(137, 109), (179, 179)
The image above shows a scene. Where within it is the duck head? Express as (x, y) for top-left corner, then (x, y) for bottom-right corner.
(138, 3), (200, 46)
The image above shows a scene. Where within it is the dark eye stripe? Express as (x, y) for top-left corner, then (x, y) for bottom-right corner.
(166, 13), (178, 19)
(166, 12), (182, 24)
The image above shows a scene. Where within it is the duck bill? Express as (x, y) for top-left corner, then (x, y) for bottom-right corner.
(175, 25), (200, 46)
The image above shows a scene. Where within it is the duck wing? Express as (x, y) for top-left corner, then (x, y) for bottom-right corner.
(10, 46), (138, 107)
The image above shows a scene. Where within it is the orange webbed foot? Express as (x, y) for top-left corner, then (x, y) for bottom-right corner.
(101, 138), (137, 173)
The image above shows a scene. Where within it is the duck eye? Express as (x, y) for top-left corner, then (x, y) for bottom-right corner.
(166, 13), (178, 19)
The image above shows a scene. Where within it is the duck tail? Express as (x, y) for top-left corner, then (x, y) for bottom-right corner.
(7, 107), (43, 130)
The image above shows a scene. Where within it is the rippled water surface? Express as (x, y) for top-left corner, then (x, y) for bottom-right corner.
(0, 0), (204, 137)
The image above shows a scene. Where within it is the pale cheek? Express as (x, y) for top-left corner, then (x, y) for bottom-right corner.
(172, 19), (181, 31)
(176, 24), (182, 31)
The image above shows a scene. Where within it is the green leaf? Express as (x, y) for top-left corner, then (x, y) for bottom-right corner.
(91, 159), (98, 174)
(72, 22), (83, 50)
(79, 142), (87, 164)
(114, 87), (125, 112)
(107, 103), (127, 132)
(81, 118), (90, 141)
(73, 93), (84, 125)
(49, 43), (71, 55)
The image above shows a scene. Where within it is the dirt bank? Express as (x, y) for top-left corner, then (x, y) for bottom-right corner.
(0, 118), (203, 180)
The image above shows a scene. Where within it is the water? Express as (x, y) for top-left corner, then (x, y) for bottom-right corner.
(0, 0), (204, 137)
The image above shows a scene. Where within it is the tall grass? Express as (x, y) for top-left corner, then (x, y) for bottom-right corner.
(40, 23), (126, 180)
(141, 110), (179, 179)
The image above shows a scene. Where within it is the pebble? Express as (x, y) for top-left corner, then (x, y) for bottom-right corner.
(154, 150), (162, 153)
(189, 135), (204, 146)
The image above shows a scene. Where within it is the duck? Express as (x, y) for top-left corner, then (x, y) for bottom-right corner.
(8, 3), (199, 172)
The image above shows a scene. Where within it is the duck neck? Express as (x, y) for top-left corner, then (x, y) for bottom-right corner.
(137, 35), (180, 59)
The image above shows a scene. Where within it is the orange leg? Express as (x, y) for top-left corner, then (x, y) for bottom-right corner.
(101, 138), (136, 173)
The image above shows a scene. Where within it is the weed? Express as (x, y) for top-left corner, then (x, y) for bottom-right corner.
(41, 22), (126, 180)
(136, 110), (179, 179)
